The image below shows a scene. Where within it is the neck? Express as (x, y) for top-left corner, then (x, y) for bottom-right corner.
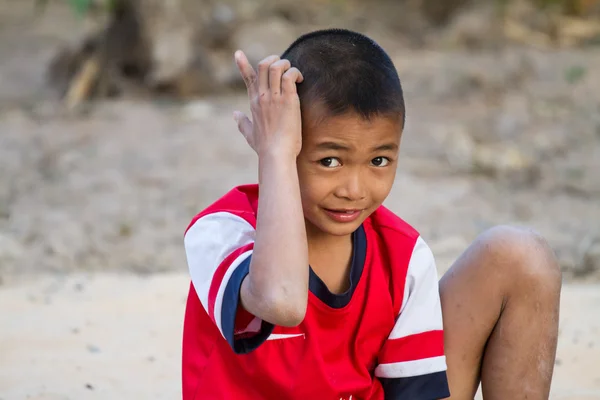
(305, 220), (355, 294)
(305, 221), (353, 255)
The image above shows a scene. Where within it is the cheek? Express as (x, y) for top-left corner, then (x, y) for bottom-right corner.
(300, 181), (330, 206)
(297, 167), (330, 206)
(369, 171), (396, 204)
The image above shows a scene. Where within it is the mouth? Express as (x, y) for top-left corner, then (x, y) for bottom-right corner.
(322, 208), (364, 223)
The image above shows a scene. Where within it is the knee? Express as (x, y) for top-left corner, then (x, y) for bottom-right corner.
(476, 225), (562, 290)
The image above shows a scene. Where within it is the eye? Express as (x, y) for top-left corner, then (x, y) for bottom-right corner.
(320, 157), (341, 168)
(371, 157), (390, 167)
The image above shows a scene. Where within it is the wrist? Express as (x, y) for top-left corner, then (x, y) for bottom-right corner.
(258, 149), (299, 184)
(258, 147), (298, 165)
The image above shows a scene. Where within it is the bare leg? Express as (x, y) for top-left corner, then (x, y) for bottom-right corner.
(439, 225), (562, 400)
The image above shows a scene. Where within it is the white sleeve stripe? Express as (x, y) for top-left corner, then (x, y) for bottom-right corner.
(236, 316), (262, 335)
(374, 356), (447, 378)
(389, 236), (443, 339)
(184, 212), (255, 315)
(214, 250), (253, 338)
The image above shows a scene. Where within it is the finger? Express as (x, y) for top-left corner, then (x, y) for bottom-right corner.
(269, 59), (291, 96)
(235, 50), (258, 96)
(233, 111), (253, 139)
(257, 55), (280, 95)
(281, 67), (304, 95)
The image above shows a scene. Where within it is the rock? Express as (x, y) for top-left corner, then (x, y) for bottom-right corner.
(546, 143), (600, 198)
(472, 144), (541, 186)
(144, 26), (195, 88)
(435, 123), (477, 172)
(215, 16), (300, 89)
(136, 0), (204, 87)
(438, 3), (503, 49)
(434, 123), (541, 186)
(201, 3), (237, 49)
(419, 0), (469, 26)
(161, 48), (218, 97)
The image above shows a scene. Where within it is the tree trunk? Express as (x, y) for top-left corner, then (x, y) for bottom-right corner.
(47, 0), (243, 107)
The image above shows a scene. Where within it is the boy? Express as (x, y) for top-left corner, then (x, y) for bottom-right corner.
(182, 29), (561, 400)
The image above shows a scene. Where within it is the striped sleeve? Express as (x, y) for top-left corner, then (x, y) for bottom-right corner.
(375, 237), (450, 400)
(184, 211), (274, 354)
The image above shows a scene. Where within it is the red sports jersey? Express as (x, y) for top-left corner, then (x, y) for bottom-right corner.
(182, 184), (450, 400)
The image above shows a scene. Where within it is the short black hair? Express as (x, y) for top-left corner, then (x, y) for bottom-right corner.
(281, 28), (405, 125)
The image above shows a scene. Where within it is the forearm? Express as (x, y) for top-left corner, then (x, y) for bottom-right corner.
(241, 151), (309, 326)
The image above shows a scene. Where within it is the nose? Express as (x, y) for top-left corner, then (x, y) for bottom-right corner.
(334, 170), (367, 201)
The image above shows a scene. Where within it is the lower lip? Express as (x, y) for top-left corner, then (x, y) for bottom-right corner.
(323, 209), (362, 223)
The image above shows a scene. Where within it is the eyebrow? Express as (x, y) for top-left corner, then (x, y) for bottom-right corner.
(315, 141), (398, 152)
(315, 142), (350, 151)
(373, 143), (398, 152)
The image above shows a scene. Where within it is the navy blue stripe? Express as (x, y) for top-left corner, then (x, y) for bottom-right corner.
(308, 225), (367, 308)
(221, 255), (274, 354)
(380, 371), (450, 400)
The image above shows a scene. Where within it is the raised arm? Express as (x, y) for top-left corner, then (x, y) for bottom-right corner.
(233, 51), (309, 327)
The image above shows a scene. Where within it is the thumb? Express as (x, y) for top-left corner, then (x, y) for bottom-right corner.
(233, 111), (253, 139)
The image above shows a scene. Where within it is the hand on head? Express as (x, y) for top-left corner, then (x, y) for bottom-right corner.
(233, 50), (304, 159)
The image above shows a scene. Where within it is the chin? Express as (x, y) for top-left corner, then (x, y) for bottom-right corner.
(308, 217), (364, 237)
(323, 224), (358, 237)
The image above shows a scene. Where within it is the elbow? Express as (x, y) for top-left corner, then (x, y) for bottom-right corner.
(244, 266), (308, 327)
(262, 290), (307, 327)
(274, 298), (307, 327)
(247, 286), (307, 327)
(243, 266), (309, 327)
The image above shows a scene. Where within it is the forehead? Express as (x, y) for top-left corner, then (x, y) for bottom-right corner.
(302, 107), (402, 149)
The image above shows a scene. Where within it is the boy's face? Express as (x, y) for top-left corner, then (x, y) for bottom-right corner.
(297, 105), (403, 238)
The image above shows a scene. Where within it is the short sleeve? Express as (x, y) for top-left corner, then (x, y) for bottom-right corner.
(184, 211), (274, 354)
(375, 237), (450, 399)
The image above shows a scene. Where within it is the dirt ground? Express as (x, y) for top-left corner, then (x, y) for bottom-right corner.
(0, 273), (599, 400)
(0, 1), (599, 399)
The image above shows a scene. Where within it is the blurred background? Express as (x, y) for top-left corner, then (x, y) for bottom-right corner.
(0, 0), (599, 398)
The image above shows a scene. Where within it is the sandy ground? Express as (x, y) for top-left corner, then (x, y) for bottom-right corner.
(0, 273), (598, 400)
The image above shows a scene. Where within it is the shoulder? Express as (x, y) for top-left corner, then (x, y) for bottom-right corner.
(366, 205), (434, 263)
(185, 184), (259, 235)
(366, 205), (421, 248)
(364, 206), (435, 300)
